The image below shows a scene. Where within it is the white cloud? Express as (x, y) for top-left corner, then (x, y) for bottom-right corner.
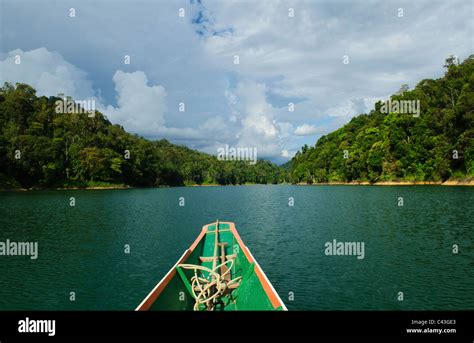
(104, 71), (240, 148)
(294, 124), (320, 136)
(105, 70), (167, 135)
(326, 97), (382, 120)
(278, 122), (294, 139)
(202, 0), (472, 127)
(226, 80), (286, 158)
(0, 47), (97, 101)
(1, 0), (472, 162)
(281, 149), (295, 158)
(0, 48), (233, 151)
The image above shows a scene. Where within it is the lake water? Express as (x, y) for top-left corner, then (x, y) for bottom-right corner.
(0, 185), (473, 310)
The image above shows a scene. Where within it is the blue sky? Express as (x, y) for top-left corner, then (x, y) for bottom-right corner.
(0, 0), (472, 164)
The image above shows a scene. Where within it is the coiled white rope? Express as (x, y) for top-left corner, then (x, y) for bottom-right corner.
(178, 259), (242, 311)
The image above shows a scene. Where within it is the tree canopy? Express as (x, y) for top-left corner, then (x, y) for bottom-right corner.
(289, 55), (474, 183)
(1, 55), (472, 189)
(0, 84), (284, 189)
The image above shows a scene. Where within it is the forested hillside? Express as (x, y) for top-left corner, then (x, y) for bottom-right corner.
(0, 83), (284, 189)
(289, 56), (474, 183)
(1, 56), (472, 189)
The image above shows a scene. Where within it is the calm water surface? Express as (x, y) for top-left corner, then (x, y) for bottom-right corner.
(0, 185), (473, 310)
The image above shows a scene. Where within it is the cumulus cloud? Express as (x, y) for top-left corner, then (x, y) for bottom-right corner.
(294, 124), (320, 136)
(326, 97), (382, 120)
(0, 47), (97, 101)
(105, 71), (167, 135)
(226, 80), (286, 158)
(1, 0), (471, 162)
(281, 149), (296, 158)
(0, 48), (232, 150)
(104, 71), (237, 147)
(201, 0), (472, 133)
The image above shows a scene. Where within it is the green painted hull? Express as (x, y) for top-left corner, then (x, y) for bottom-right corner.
(136, 222), (286, 311)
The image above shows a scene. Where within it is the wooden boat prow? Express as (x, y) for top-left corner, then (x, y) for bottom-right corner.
(136, 221), (287, 311)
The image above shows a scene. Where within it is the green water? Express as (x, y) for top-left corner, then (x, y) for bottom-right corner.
(0, 185), (473, 310)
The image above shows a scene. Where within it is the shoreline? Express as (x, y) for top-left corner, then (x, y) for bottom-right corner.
(0, 185), (133, 192)
(296, 179), (474, 186)
(1, 179), (473, 192)
(56, 185), (132, 190)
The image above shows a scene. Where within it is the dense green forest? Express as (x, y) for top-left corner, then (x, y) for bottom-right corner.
(289, 56), (474, 183)
(1, 56), (472, 189)
(0, 84), (284, 189)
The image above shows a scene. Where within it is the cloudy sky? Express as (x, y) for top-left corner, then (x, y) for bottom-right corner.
(0, 0), (472, 163)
